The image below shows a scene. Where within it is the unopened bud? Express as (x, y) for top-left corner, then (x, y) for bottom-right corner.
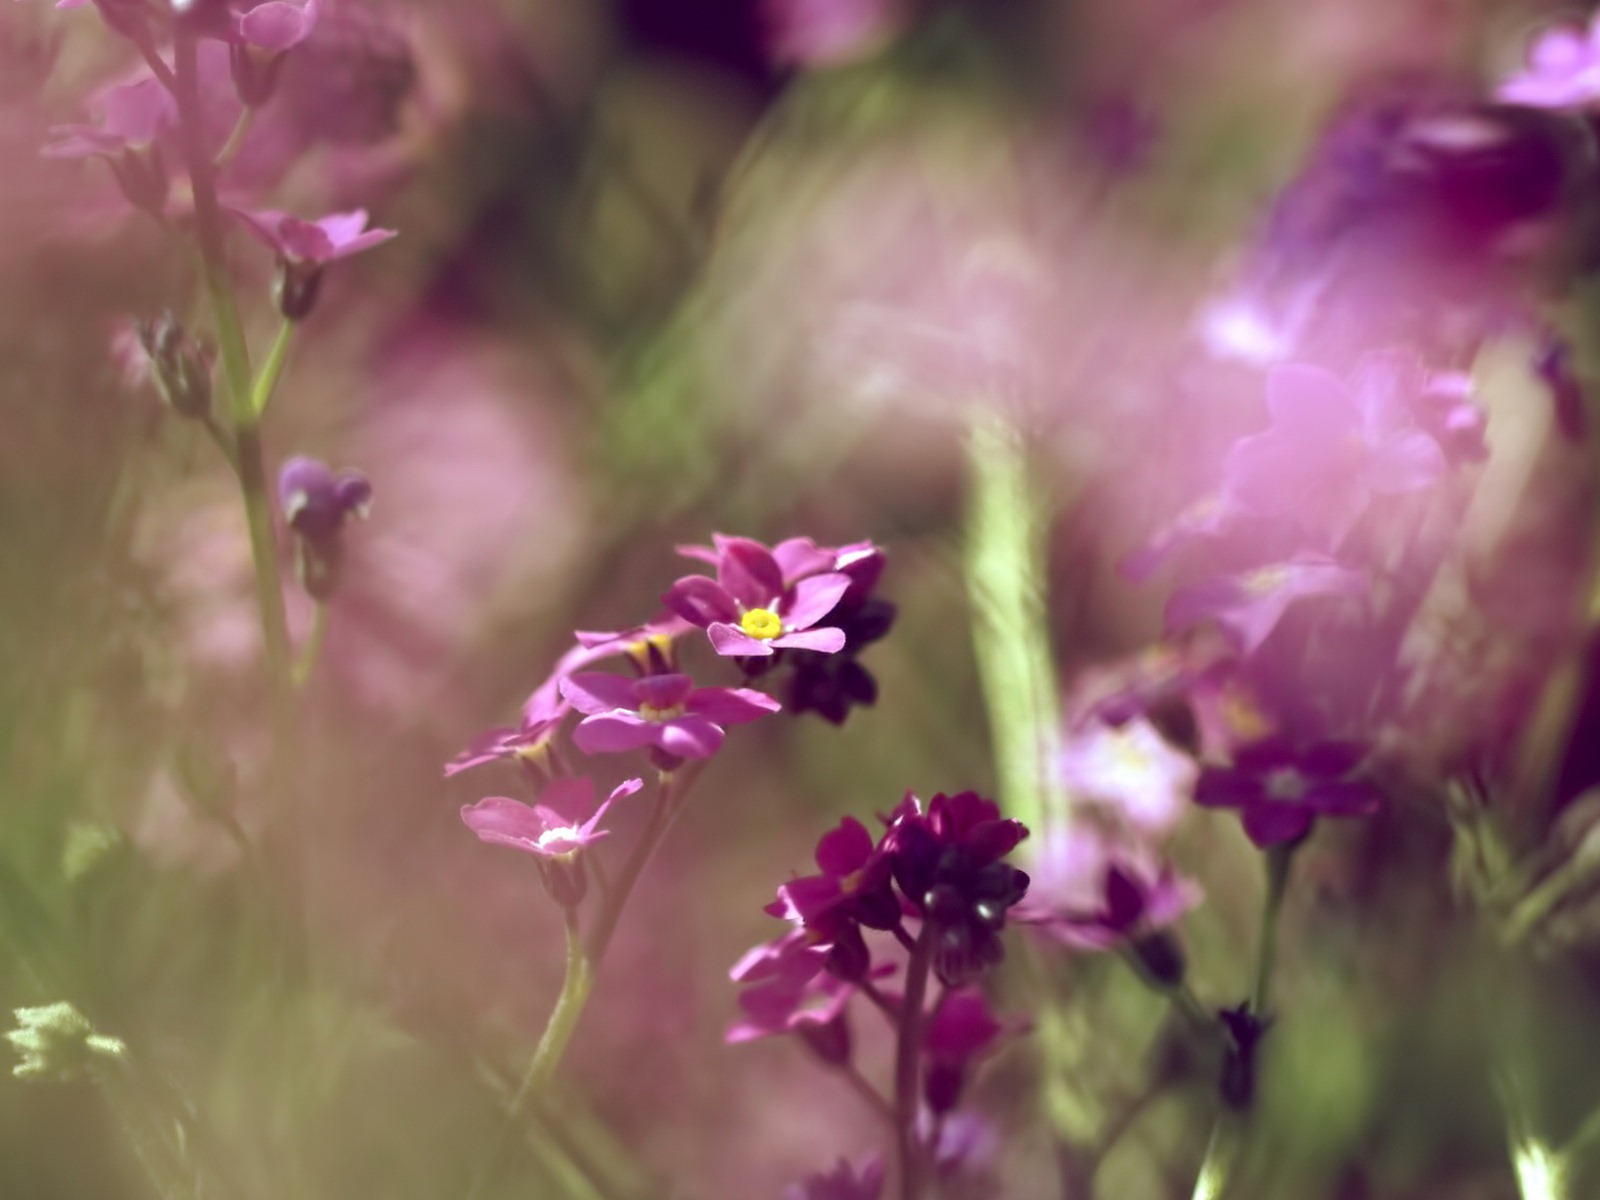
(797, 1013), (852, 1067)
(108, 146), (169, 215)
(274, 259), (325, 321)
(135, 311), (213, 419)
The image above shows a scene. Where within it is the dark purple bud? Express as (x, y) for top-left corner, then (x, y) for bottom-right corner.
(823, 923), (872, 984)
(1218, 1004), (1271, 1111)
(275, 259), (325, 322)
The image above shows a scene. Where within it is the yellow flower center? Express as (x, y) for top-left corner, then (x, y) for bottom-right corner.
(740, 607), (783, 640)
(638, 702), (686, 722)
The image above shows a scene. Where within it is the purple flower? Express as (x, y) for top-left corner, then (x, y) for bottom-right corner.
(883, 791), (1031, 987)
(1022, 831), (1198, 955)
(764, 815), (902, 979)
(1193, 738), (1383, 847)
(1499, 18), (1600, 111)
(1164, 554), (1368, 657)
(233, 206), (396, 264)
(663, 534), (850, 658)
(559, 671), (780, 762)
(460, 776), (642, 907)
(277, 456), (371, 600)
(278, 456), (372, 540)
(784, 1155), (885, 1200)
(1223, 362), (1447, 547)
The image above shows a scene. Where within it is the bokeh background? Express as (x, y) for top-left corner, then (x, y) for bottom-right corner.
(4, 0), (1600, 1197)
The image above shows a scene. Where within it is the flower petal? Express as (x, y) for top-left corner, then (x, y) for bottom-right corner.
(658, 714), (725, 759)
(771, 627), (847, 653)
(663, 576), (741, 627)
(782, 572), (851, 631)
(708, 623), (775, 657)
(688, 686), (782, 725)
(570, 712), (658, 755)
(560, 672), (644, 715)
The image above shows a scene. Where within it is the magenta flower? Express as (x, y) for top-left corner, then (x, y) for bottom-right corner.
(1024, 848), (1198, 951)
(559, 671), (780, 761)
(882, 791), (1031, 987)
(763, 815), (902, 980)
(1498, 17), (1600, 110)
(1164, 554), (1367, 657)
(1194, 738), (1383, 847)
(784, 1155), (885, 1200)
(460, 776), (642, 906)
(663, 534), (850, 658)
(1224, 362), (1447, 547)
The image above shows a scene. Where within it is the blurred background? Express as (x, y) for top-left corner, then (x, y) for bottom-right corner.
(4, 0), (1600, 1197)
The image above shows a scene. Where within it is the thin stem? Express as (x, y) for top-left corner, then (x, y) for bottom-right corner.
(1188, 1119), (1235, 1200)
(893, 927), (934, 1200)
(464, 909), (594, 1200)
(465, 769), (697, 1200)
(963, 405), (1065, 837)
(249, 320), (293, 419)
(1252, 843), (1296, 1017)
(292, 603), (328, 689)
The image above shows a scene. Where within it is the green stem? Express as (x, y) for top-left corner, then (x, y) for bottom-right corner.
(213, 106), (257, 173)
(1188, 1120), (1237, 1200)
(174, 32), (304, 977)
(292, 602), (328, 689)
(249, 320), (294, 419)
(894, 928), (934, 1200)
(963, 405), (1064, 836)
(465, 770), (692, 1200)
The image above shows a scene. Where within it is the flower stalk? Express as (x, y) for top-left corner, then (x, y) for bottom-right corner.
(893, 926), (934, 1200)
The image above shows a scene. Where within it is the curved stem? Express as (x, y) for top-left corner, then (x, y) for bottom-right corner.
(837, 1062), (896, 1129)
(1252, 843), (1296, 1017)
(893, 928), (934, 1200)
(249, 320), (294, 419)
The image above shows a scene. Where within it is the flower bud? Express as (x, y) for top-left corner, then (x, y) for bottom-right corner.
(274, 258), (325, 322)
(796, 1013), (852, 1067)
(108, 146), (169, 215)
(1129, 930), (1186, 989)
(135, 311), (213, 420)
(538, 855), (588, 911)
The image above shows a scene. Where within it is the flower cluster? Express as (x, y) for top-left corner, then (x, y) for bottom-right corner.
(730, 792), (1029, 1152)
(449, 534), (890, 908)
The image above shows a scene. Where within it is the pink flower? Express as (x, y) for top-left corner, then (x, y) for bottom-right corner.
(231, 206), (396, 263)
(1058, 716), (1197, 835)
(459, 776), (640, 859)
(460, 776), (642, 907)
(663, 534), (851, 659)
(1499, 17), (1600, 110)
(763, 0), (908, 69)
(1164, 554), (1368, 657)
(232, 0), (322, 51)
(559, 671), (780, 761)
(42, 76), (174, 159)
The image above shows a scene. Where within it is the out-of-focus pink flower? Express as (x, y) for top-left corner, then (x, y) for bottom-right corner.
(763, 0), (908, 69)
(1223, 362), (1447, 547)
(231, 206), (396, 263)
(232, 0), (321, 51)
(1499, 17), (1600, 110)
(1059, 716), (1196, 834)
(560, 671), (781, 761)
(42, 76), (174, 158)
(784, 1154), (885, 1200)
(922, 989), (1015, 1115)
(1164, 554), (1367, 656)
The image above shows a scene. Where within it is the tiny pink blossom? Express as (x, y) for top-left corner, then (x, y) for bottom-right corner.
(1499, 18), (1600, 110)
(230, 206), (396, 263)
(459, 776), (642, 860)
